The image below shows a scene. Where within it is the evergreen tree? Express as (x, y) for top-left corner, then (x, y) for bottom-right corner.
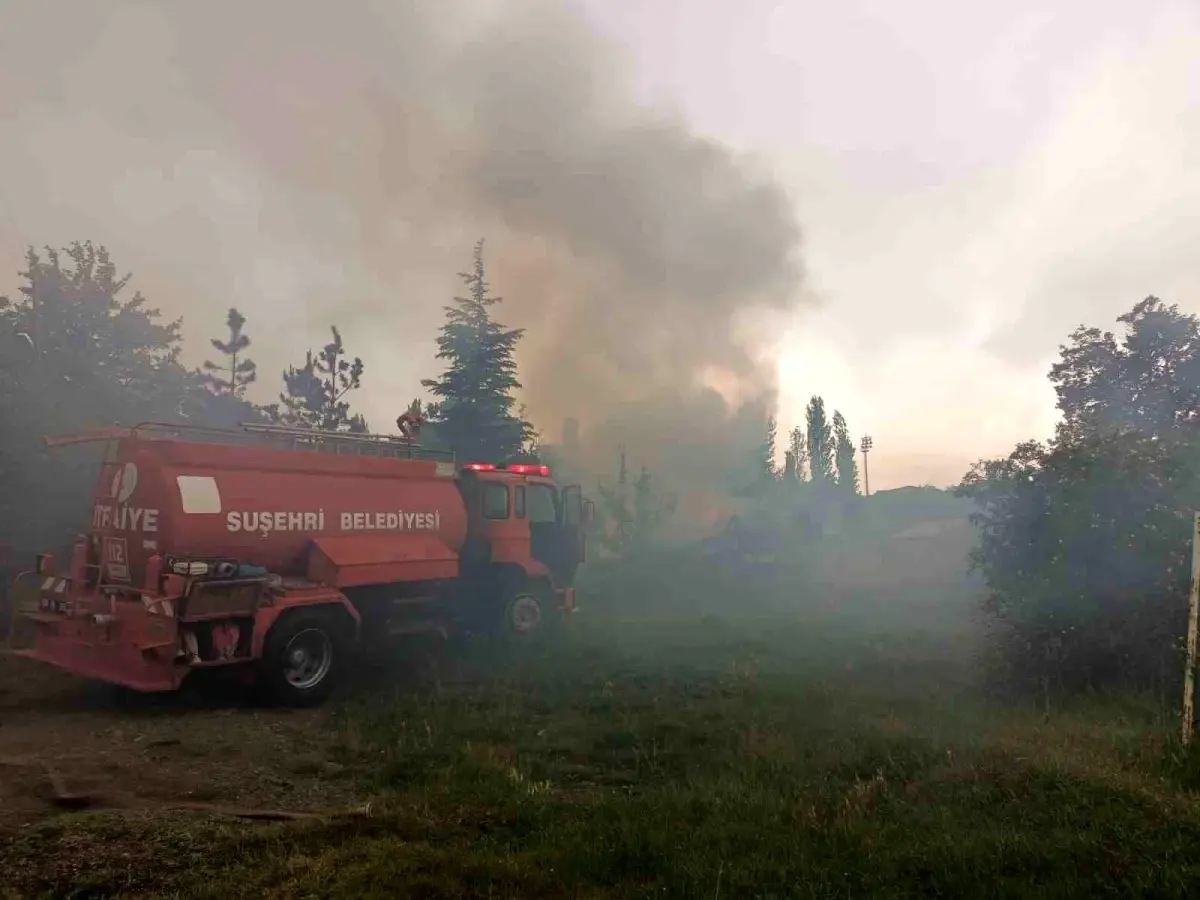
(805, 396), (835, 484)
(277, 326), (367, 432)
(202, 307), (257, 397)
(278, 350), (323, 429)
(833, 410), (860, 495)
(509, 402), (543, 463)
(421, 240), (534, 462)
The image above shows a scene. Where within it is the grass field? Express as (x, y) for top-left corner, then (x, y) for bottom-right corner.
(3, 536), (1200, 898)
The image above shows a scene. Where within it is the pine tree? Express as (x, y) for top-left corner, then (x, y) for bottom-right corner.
(202, 307), (257, 397)
(278, 351), (322, 429)
(277, 326), (367, 432)
(833, 410), (860, 495)
(421, 240), (534, 462)
(805, 396), (835, 484)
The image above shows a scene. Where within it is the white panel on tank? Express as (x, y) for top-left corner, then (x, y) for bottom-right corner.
(177, 475), (222, 514)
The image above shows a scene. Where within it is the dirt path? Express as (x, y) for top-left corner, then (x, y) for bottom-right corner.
(0, 653), (369, 834)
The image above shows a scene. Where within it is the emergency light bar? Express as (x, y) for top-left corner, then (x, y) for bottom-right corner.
(461, 462), (552, 476)
(505, 464), (552, 477)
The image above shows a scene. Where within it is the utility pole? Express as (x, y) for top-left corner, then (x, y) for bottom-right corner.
(1184, 513), (1200, 745)
(860, 435), (873, 497)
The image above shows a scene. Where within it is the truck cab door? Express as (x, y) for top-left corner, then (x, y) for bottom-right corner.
(561, 485), (587, 569)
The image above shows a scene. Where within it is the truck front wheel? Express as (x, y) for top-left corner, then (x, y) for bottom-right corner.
(501, 582), (555, 642)
(259, 610), (347, 707)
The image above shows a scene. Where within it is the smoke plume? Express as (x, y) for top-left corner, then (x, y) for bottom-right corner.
(0, 0), (804, 500)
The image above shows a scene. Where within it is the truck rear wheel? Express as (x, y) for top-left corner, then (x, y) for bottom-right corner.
(259, 610), (346, 707)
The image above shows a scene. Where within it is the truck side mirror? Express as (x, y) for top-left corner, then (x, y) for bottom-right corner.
(583, 499), (594, 529)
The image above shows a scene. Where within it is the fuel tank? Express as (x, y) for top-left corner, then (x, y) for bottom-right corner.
(87, 437), (469, 587)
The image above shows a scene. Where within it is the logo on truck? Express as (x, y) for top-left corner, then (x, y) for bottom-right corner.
(111, 462), (138, 503)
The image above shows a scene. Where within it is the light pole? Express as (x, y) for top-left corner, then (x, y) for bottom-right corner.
(860, 434), (873, 497)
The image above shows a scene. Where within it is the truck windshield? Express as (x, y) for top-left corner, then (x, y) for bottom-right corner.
(526, 483), (558, 524)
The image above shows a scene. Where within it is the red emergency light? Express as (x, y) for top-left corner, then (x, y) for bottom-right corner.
(462, 462), (497, 472)
(505, 464), (552, 477)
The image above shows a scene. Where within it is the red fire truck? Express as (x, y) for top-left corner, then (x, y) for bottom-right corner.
(8, 422), (590, 706)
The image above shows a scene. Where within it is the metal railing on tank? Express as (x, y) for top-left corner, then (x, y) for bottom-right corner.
(236, 422), (455, 462)
(44, 422), (455, 463)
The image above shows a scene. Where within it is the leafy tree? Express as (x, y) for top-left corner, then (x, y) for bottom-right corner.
(788, 426), (808, 481)
(805, 396), (834, 485)
(833, 410), (859, 496)
(632, 466), (674, 544)
(596, 448), (632, 552)
(0, 243), (211, 563)
(959, 297), (1200, 696)
(1051, 296), (1200, 440)
(758, 415), (779, 482)
(202, 307), (257, 398)
(1, 243), (182, 408)
(782, 450), (797, 480)
(277, 326), (367, 433)
(421, 240), (534, 462)
(595, 449), (676, 555)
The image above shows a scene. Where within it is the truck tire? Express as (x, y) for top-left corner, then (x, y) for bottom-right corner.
(259, 610), (347, 707)
(500, 581), (555, 642)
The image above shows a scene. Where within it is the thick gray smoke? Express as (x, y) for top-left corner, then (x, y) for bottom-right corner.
(0, 0), (804, 502)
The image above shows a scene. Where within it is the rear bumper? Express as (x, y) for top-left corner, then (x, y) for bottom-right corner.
(14, 644), (182, 693)
(14, 610), (185, 693)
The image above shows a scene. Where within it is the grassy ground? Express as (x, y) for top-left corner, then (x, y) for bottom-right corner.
(3, 543), (1199, 898)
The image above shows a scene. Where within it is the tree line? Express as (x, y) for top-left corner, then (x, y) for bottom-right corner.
(0, 235), (875, 568)
(758, 396), (860, 495)
(0, 239), (537, 564)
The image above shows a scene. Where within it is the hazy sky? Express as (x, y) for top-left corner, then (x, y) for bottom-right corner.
(1, 1), (1197, 490)
(578, 0), (1200, 487)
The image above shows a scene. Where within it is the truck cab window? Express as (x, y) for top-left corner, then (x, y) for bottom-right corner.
(482, 483), (510, 520)
(526, 484), (558, 524)
(514, 486), (526, 518)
